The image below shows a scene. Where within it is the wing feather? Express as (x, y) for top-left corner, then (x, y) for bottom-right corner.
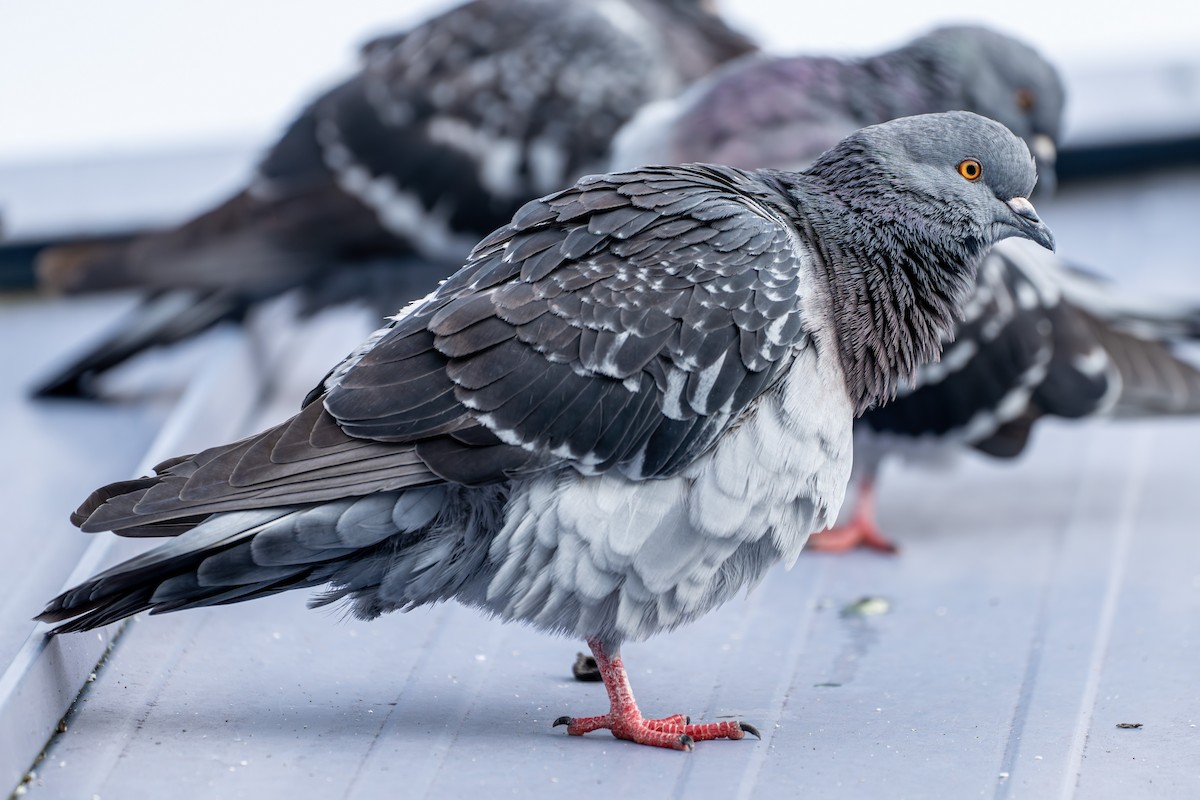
(326, 164), (817, 479)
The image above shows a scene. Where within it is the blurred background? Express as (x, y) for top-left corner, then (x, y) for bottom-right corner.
(1, 0), (1197, 252)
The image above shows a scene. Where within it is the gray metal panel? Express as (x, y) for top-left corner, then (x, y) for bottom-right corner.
(0, 294), (167, 670)
(0, 299), (262, 793)
(16, 419), (1200, 799)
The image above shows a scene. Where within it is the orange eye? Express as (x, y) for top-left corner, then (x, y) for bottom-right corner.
(958, 159), (982, 181)
(1016, 88), (1036, 111)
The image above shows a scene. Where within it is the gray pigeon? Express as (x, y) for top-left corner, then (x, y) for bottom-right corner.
(32, 0), (755, 398)
(39, 112), (1053, 750)
(610, 25), (1063, 185)
(816, 240), (1200, 552)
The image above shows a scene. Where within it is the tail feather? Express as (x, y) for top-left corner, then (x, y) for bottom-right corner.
(37, 494), (414, 633)
(30, 289), (252, 398)
(36, 190), (326, 296)
(36, 237), (140, 294)
(1035, 253), (1200, 418)
(1084, 314), (1200, 417)
(1055, 261), (1200, 341)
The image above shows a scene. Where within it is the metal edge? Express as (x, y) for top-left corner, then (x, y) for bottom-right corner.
(0, 326), (265, 793)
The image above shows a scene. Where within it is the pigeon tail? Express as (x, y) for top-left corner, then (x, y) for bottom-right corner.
(30, 289), (251, 399)
(1048, 262), (1200, 417)
(37, 238), (140, 294)
(35, 508), (328, 634)
(1080, 312), (1200, 418)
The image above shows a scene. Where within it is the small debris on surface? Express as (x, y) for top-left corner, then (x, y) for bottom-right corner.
(1116, 722), (1143, 729)
(572, 653), (602, 682)
(813, 682), (842, 688)
(56, 719), (68, 733)
(842, 596), (891, 617)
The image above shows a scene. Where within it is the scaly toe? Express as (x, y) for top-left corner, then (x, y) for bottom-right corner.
(680, 719), (758, 742)
(644, 713), (690, 731)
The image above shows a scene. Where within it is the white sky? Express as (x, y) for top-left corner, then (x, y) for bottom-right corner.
(1, 0), (1197, 163)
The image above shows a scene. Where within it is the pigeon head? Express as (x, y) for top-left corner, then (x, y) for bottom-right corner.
(811, 110), (1054, 254)
(912, 26), (1065, 191)
(800, 110), (1056, 409)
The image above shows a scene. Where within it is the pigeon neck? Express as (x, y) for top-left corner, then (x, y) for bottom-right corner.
(778, 172), (987, 414)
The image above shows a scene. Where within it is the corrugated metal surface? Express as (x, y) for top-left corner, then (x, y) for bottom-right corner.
(15, 420), (1200, 799)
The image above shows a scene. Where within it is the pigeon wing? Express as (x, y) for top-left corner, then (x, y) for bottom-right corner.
(327, 163), (816, 480)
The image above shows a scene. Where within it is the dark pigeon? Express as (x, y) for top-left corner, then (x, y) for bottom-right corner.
(39, 112), (1054, 750)
(33, 0), (755, 398)
(821, 240), (1200, 552)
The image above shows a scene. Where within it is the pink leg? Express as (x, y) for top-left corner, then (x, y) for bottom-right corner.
(553, 639), (760, 751)
(807, 479), (898, 554)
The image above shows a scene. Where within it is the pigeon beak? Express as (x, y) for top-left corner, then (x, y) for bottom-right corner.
(1029, 134), (1057, 196)
(1004, 196), (1056, 252)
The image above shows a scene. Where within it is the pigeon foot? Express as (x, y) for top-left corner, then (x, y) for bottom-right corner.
(807, 479), (897, 554)
(807, 519), (897, 553)
(554, 712), (757, 750)
(554, 639), (760, 751)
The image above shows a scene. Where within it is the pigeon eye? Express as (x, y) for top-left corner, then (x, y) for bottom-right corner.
(957, 159), (983, 181)
(1016, 88), (1036, 111)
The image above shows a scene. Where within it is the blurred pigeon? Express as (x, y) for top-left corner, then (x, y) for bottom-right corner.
(814, 240), (1200, 552)
(32, 0), (755, 398)
(39, 112), (1054, 750)
(611, 25), (1063, 185)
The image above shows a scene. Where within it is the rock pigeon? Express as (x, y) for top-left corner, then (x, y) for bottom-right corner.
(610, 25), (1063, 186)
(814, 240), (1200, 552)
(32, 0), (755, 398)
(38, 112), (1054, 750)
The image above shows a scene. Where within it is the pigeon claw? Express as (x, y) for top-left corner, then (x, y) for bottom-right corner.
(740, 722), (762, 739)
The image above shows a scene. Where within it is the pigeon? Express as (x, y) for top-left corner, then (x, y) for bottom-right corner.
(610, 25), (1063, 186)
(38, 112), (1054, 750)
(816, 240), (1200, 552)
(32, 0), (755, 398)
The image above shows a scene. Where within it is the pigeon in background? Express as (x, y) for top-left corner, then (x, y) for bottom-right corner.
(39, 112), (1054, 750)
(607, 22), (1200, 552)
(611, 25), (1063, 185)
(819, 241), (1200, 552)
(33, 0), (755, 398)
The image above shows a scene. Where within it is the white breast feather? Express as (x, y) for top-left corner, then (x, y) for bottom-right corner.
(484, 345), (854, 642)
